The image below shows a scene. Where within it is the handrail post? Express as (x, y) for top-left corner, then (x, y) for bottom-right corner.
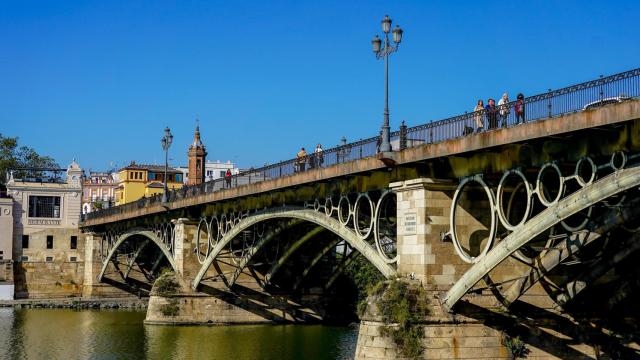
(399, 120), (407, 150)
(599, 75), (604, 102)
(548, 89), (552, 118)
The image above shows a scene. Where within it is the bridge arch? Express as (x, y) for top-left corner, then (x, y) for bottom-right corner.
(192, 207), (396, 290)
(98, 227), (178, 282)
(441, 166), (640, 312)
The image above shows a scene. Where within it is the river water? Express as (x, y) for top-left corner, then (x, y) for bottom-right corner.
(0, 308), (359, 360)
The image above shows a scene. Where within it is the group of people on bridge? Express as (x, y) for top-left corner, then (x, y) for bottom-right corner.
(295, 143), (324, 172)
(469, 92), (526, 134)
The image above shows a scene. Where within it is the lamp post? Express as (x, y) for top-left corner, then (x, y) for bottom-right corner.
(160, 127), (173, 203)
(372, 15), (403, 153)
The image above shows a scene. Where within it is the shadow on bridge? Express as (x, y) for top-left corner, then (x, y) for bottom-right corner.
(456, 300), (640, 359)
(197, 283), (324, 323)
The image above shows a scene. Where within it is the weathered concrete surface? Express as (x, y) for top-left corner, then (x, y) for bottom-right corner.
(145, 273), (323, 325)
(81, 100), (640, 227)
(82, 233), (133, 298)
(354, 289), (637, 359)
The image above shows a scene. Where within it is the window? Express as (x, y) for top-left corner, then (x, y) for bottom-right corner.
(219, 171), (226, 178)
(175, 174), (182, 182)
(22, 235), (29, 249)
(21, 256), (28, 262)
(46, 235), (53, 249)
(69, 256), (77, 262)
(28, 196), (61, 218)
(45, 256), (53, 262)
(70, 236), (77, 250)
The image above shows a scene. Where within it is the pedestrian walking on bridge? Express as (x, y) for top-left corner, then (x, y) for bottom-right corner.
(498, 93), (510, 128)
(485, 98), (499, 130)
(474, 99), (485, 133)
(314, 144), (324, 168)
(296, 147), (307, 172)
(224, 169), (232, 188)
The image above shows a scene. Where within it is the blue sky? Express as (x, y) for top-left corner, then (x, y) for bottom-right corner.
(1, 0), (639, 171)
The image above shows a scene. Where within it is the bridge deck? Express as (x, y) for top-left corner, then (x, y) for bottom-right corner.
(81, 99), (640, 227)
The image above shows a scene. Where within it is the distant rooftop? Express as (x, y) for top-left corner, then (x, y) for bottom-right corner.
(119, 162), (181, 173)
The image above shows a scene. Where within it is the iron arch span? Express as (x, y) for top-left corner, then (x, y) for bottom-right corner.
(441, 165), (640, 312)
(98, 227), (178, 282)
(191, 207), (397, 290)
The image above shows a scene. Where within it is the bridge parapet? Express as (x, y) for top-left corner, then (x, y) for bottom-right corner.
(82, 69), (640, 227)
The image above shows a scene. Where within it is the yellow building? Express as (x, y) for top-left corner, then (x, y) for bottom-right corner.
(114, 162), (183, 205)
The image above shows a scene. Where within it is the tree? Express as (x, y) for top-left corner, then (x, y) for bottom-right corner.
(0, 133), (59, 185)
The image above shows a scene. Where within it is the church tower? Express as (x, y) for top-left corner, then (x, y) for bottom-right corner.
(187, 122), (207, 185)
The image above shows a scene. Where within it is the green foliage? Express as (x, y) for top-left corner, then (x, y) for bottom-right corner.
(502, 334), (529, 359)
(0, 133), (59, 184)
(153, 271), (179, 296)
(93, 201), (104, 210)
(344, 255), (385, 305)
(375, 280), (429, 358)
(159, 298), (180, 317)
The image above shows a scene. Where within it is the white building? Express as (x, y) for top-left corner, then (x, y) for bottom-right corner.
(176, 160), (239, 184)
(2, 160), (84, 299)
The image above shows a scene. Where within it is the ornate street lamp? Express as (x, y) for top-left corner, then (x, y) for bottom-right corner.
(160, 127), (173, 203)
(372, 15), (403, 153)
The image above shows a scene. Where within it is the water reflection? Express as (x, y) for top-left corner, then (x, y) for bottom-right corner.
(0, 309), (357, 360)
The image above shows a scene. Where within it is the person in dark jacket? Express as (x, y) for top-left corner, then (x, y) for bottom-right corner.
(515, 93), (525, 124)
(485, 98), (499, 129)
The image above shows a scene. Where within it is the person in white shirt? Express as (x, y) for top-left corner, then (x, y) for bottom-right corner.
(313, 143), (324, 168)
(498, 93), (510, 128)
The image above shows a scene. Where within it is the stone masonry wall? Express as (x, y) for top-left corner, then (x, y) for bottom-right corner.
(13, 228), (84, 298)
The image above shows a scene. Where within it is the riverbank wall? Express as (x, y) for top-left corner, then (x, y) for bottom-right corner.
(0, 296), (148, 309)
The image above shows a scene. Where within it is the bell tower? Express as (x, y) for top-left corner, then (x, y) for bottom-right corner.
(187, 122), (207, 185)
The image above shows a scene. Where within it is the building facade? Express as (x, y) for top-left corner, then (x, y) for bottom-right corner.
(114, 162), (183, 205)
(4, 161), (84, 299)
(82, 171), (118, 214)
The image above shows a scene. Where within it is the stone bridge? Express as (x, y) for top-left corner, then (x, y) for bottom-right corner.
(81, 69), (640, 359)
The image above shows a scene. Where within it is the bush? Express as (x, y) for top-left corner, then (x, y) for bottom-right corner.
(502, 334), (529, 359)
(159, 298), (179, 317)
(372, 280), (429, 358)
(154, 272), (179, 296)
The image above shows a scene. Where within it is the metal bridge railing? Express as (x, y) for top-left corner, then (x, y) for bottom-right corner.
(84, 67), (640, 221)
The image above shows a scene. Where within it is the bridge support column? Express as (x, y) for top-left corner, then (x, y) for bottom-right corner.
(390, 178), (470, 289)
(82, 233), (130, 298)
(356, 178), (608, 359)
(171, 218), (199, 280)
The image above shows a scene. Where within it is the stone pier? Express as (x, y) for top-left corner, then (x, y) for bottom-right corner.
(354, 178), (605, 359)
(145, 219), (323, 325)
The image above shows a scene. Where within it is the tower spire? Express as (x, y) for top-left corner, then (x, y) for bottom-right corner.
(192, 118), (203, 148)
(187, 117), (207, 185)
